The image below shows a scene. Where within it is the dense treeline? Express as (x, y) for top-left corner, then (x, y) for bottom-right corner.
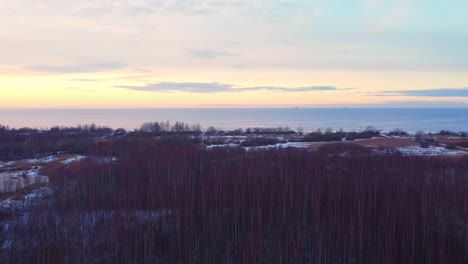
(139, 121), (202, 133)
(302, 127), (381, 142)
(0, 122), (381, 159)
(0, 124), (113, 159)
(0, 124), (113, 143)
(0, 121), (201, 159)
(1, 139), (467, 263)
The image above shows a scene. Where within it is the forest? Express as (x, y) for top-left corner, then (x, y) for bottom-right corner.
(0, 123), (467, 263)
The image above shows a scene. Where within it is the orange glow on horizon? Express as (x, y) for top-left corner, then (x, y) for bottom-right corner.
(1, 67), (468, 108)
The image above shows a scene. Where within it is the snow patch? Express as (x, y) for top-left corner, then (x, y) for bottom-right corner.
(396, 146), (467, 156)
(61, 155), (87, 165)
(244, 142), (310, 151)
(276, 142), (310, 148)
(206, 143), (240, 149)
(25, 170), (39, 177)
(0, 168), (49, 193)
(0, 161), (14, 168)
(27, 156), (57, 164)
(0, 186), (54, 212)
(91, 156), (118, 164)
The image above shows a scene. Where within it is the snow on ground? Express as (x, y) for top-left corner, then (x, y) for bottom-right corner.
(90, 156), (118, 164)
(0, 154), (89, 193)
(0, 167), (49, 193)
(244, 142), (310, 151)
(0, 208), (172, 253)
(206, 141), (311, 151)
(396, 146), (467, 156)
(61, 155), (87, 165)
(354, 137), (381, 141)
(0, 186), (55, 251)
(25, 170), (39, 177)
(271, 142), (310, 149)
(206, 143), (240, 149)
(27, 155), (57, 164)
(0, 186), (54, 212)
(0, 161), (14, 168)
(205, 140), (467, 156)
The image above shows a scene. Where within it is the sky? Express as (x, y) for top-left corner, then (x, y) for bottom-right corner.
(1, 0), (468, 108)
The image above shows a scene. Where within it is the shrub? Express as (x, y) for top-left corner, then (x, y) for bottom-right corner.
(302, 130), (345, 142)
(439, 130), (457, 136)
(316, 142), (371, 155)
(388, 128), (409, 136)
(240, 137), (281, 147)
(445, 143), (456, 149)
(420, 141), (430, 148)
(415, 131), (425, 142)
(452, 140), (468, 148)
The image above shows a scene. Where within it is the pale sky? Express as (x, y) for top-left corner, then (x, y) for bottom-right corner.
(1, 0), (468, 108)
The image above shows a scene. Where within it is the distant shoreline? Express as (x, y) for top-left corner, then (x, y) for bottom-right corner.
(1, 108), (468, 132)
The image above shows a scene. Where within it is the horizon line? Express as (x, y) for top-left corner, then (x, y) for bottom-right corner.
(1, 106), (468, 110)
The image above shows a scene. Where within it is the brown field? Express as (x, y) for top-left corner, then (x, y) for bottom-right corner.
(304, 137), (418, 150)
(350, 138), (419, 148)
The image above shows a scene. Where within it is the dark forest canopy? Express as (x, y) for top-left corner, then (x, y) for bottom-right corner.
(0, 138), (467, 263)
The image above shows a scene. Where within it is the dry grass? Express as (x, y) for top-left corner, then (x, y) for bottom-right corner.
(351, 138), (419, 148)
(305, 138), (418, 150)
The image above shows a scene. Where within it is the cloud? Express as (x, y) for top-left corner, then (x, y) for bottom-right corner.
(117, 81), (342, 93)
(120, 82), (233, 93)
(375, 88), (468, 97)
(28, 62), (127, 73)
(188, 49), (237, 59)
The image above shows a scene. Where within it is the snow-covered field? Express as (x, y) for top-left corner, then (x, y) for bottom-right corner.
(206, 143), (242, 149)
(206, 141), (311, 151)
(0, 186), (54, 212)
(244, 142), (311, 151)
(396, 146), (467, 156)
(0, 154), (92, 194)
(203, 134), (468, 156)
(0, 156), (57, 194)
(0, 167), (49, 193)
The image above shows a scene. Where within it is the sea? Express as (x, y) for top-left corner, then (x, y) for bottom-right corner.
(0, 108), (467, 133)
